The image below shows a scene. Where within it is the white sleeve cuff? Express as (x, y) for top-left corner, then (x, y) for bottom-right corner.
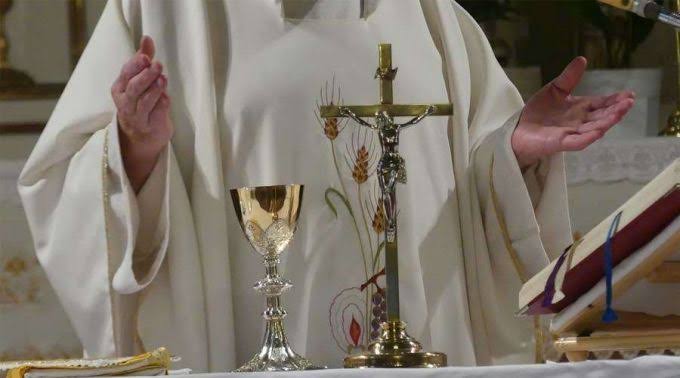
(476, 111), (572, 277)
(105, 116), (170, 294)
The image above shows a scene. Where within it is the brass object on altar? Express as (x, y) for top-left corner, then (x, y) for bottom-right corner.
(664, 109), (680, 137)
(662, 0), (680, 137)
(344, 321), (446, 368)
(230, 184), (324, 372)
(321, 43), (451, 368)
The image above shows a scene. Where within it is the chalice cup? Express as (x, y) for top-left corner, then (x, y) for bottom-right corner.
(230, 184), (324, 372)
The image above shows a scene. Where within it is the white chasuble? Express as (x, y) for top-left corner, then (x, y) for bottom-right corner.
(18, 0), (572, 372)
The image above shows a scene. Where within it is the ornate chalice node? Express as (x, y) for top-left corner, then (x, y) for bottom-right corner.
(230, 184), (324, 372)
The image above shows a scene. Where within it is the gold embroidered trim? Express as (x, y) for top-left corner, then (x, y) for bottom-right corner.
(4, 347), (170, 378)
(489, 152), (543, 363)
(102, 127), (146, 355)
(489, 153), (528, 283)
(102, 127), (119, 353)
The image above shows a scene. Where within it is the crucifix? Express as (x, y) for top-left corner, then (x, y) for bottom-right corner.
(320, 43), (452, 368)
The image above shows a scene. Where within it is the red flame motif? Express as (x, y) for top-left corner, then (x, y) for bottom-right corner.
(349, 316), (361, 346)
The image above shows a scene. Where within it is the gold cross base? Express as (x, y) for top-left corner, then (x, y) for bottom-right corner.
(344, 321), (447, 368)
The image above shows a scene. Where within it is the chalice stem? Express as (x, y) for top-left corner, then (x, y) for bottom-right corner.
(259, 257), (290, 353)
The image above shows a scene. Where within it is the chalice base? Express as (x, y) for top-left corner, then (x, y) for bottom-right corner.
(233, 319), (325, 372)
(234, 350), (323, 372)
(344, 320), (447, 368)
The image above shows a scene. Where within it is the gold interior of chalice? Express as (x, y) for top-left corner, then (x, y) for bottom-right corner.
(230, 184), (303, 258)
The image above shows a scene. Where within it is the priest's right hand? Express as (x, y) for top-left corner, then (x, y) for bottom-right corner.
(111, 36), (174, 193)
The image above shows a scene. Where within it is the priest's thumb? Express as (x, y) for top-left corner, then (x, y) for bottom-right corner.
(139, 35), (156, 59)
(551, 56), (587, 95)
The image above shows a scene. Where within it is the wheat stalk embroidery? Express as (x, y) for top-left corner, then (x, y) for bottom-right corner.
(316, 77), (388, 351)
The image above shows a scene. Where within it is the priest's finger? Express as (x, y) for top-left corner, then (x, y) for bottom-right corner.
(551, 56), (587, 96)
(148, 93), (171, 126)
(139, 35), (155, 59)
(561, 129), (603, 151)
(585, 98), (634, 122)
(588, 90), (635, 110)
(113, 35), (157, 92)
(111, 54), (151, 95)
(126, 61), (163, 101)
(138, 76), (166, 116)
(578, 113), (622, 134)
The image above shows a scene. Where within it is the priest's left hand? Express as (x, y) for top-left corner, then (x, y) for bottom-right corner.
(511, 57), (635, 169)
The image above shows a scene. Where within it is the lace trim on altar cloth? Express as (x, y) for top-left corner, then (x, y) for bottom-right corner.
(566, 138), (680, 185)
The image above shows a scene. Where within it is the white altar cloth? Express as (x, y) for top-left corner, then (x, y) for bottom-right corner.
(150, 356), (680, 378)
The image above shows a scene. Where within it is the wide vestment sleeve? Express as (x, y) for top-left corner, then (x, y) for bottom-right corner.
(421, 0), (573, 365)
(17, 0), (220, 370)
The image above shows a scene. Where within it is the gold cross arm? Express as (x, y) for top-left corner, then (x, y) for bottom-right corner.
(320, 104), (452, 118)
(319, 43), (453, 119)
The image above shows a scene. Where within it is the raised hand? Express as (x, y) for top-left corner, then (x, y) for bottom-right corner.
(511, 57), (635, 169)
(111, 35), (173, 192)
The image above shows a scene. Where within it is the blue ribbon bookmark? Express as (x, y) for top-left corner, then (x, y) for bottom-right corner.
(602, 211), (623, 323)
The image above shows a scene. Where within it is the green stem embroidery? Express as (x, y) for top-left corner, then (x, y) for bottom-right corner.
(357, 184), (374, 272)
(372, 240), (385, 275)
(327, 141), (369, 281)
(332, 140), (372, 345)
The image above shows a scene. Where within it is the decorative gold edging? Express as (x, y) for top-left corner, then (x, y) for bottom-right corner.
(101, 126), (121, 353)
(555, 332), (680, 353)
(555, 332), (680, 362)
(489, 153), (528, 282)
(4, 347), (170, 378)
(489, 153), (545, 363)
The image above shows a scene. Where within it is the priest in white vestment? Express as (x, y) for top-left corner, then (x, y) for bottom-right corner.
(18, 0), (634, 372)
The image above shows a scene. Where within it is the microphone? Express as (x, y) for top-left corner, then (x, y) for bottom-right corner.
(598, 0), (680, 29)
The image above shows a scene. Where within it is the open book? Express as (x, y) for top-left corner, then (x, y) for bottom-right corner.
(0, 348), (170, 378)
(518, 158), (680, 317)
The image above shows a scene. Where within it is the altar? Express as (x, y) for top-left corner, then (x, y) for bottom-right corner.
(1, 136), (679, 365)
(154, 356), (680, 377)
